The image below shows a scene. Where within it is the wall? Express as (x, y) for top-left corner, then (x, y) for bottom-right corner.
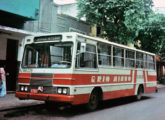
(23, 0), (90, 35)
(0, 37), (7, 60)
(55, 14), (90, 34)
(58, 4), (78, 18)
(0, 0), (39, 19)
(58, 4), (86, 21)
(0, 34), (25, 61)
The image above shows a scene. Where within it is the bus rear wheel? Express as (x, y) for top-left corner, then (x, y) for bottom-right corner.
(86, 90), (99, 111)
(136, 86), (143, 100)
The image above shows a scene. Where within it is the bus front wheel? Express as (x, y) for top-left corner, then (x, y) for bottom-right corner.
(86, 90), (99, 111)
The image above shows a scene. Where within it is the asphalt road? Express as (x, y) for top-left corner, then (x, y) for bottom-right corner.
(1, 88), (165, 120)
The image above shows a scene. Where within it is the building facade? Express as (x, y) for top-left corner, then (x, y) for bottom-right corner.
(24, 0), (90, 34)
(154, 7), (165, 14)
(0, 0), (40, 91)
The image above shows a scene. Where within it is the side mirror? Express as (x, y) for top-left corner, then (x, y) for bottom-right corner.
(80, 43), (86, 53)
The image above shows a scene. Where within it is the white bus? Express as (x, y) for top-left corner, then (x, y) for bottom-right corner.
(16, 32), (157, 111)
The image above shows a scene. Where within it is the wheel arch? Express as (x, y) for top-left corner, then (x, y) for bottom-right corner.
(136, 84), (144, 95)
(89, 87), (103, 102)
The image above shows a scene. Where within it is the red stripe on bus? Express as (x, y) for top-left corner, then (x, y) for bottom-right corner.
(53, 72), (133, 85)
(18, 73), (31, 78)
(143, 71), (147, 90)
(145, 87), (157, 93)
(133, 70), (137, 93)
(15, 92), (74, 103)
(103, 89), (134, 100)
(147, 72), (157, 81)
(147, 76), (157, 81)
(18, 73), (31, 84)
(72, 94), (90, 105)
(18, 78), (30, 84)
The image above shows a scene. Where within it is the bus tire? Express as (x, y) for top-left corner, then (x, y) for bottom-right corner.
(86, 90), (99, 111)
(136, 85), (143, 100)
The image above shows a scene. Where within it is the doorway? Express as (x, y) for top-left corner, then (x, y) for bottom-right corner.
(6, 39), (19, 91)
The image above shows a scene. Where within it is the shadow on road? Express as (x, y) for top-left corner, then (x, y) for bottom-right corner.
(3, 96), (152, 119)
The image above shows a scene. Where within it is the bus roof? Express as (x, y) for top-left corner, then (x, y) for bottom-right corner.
(28, 32), (155, 56)
(75, 32), (155, 56)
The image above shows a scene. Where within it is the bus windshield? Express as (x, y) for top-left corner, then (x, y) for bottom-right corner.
(22, 42), (73, 68)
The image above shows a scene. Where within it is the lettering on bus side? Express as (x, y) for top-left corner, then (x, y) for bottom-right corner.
(91, 76), (110, 83)
(113, 76), (131, 82)
(91, 75), (131, 83)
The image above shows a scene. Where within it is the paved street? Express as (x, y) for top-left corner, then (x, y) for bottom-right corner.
(0, 87), (165, 120)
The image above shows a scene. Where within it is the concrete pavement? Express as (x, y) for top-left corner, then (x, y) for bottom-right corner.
(0, 93), (44, 111)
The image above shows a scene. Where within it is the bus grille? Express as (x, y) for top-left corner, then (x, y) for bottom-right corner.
(30, 79), (52, 86)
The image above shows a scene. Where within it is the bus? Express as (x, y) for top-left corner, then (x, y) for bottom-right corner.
(16, 32), (157, 111)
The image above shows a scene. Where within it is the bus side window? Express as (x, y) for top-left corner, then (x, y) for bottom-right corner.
(126, 50), (135, 68)
(76, 43), (97, 68)
(113, 47), (124, 67)
(136, 52), (143, 68)
(147, 55), (155, 70)
(144, 54), (147, 68)
(98, 42), (111, 66)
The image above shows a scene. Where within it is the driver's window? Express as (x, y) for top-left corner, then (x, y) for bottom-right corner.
(76, 42), (97, 68)
(50, 46), (63, 64)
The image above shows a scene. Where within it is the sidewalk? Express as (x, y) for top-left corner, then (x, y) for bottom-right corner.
(0, 84), (165, 111)
(0, 93), (44, 111)
(157, 84), (165, 89)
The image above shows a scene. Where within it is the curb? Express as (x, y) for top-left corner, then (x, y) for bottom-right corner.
(0, 104), (43, 112)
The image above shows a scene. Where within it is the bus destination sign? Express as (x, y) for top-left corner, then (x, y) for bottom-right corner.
(34, 35), (62, 42)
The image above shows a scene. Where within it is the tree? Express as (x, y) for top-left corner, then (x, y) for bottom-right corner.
(77, 0), (153, 44)
(137, 13), (165, 54)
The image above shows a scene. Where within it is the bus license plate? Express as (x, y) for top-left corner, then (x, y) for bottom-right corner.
(31, 89), (38, 93)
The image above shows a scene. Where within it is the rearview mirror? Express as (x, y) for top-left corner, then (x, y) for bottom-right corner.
(80, 43), (86, 53)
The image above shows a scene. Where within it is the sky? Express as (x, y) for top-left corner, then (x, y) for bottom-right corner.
(54, 0), (76, 5)
(153, 0), (165, 7)
(54, 0), (165, 7)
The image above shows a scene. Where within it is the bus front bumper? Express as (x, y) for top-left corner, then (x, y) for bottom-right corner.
(15, 92), (74, 103)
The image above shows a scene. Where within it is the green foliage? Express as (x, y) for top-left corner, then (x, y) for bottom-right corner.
(137, 13), (165, 54)
(77, 0), (165, 54)
(77, 0), (153, 44)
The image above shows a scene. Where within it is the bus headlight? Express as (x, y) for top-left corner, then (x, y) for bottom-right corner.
(20, 85), (29, 92)
(62, 88), (67, 94)
(57, 87), (69, 95)
(57, 88), (62, 94)
(24, 86), (28, 92)
(21, 86), (24, 91)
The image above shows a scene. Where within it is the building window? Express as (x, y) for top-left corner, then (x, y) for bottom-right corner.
(69, 28), (86, 35)
(97, 26), (101, 36)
